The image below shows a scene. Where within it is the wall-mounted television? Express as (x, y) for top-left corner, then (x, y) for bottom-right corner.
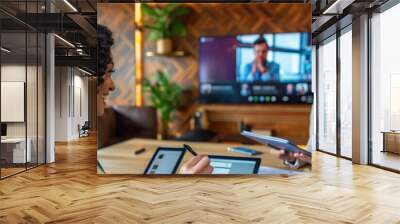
(198, 32), (313, 104)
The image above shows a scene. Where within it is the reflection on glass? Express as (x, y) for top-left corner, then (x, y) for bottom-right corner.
(371, 4), (400, 171)
(318, 37), (337, 154)
(340, 30), (352, 158)
(1, 32), (27, 177)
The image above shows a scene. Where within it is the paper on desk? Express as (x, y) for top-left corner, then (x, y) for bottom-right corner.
(258, 166), (303, 175)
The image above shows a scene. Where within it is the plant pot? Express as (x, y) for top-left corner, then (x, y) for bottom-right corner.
(156, 38), (172, 55)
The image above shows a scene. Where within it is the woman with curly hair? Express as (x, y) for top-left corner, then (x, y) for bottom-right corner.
(97, 24), (212, 174)
(97, 24), (116, 116)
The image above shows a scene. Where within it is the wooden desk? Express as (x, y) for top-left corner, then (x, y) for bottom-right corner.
(1, 138), (32, 164)
(97, 138), (311, 174)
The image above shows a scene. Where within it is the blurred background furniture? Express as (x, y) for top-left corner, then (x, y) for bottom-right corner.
(175, 111), (217, 142)
(382, 131), (400, 154)
(78, 121), (90, 138)
(99, 106), (157, 148)
(0, 138), (32, 166)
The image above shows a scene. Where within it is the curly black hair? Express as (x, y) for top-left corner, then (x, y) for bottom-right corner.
(98, 24), (114, 85)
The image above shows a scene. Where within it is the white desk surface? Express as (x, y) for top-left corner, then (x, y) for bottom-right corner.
(1, 138), (28, 143)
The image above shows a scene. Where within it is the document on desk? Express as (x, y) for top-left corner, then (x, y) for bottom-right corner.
(257, 166), (303, 175)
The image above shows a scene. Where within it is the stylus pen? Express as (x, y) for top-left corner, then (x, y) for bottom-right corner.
(183, 144), (198, 156)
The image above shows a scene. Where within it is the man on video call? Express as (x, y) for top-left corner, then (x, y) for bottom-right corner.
(243, 36), (280, 82)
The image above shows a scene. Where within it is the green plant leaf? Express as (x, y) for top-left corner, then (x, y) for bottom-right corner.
(171, 7), (190, 17)
(143, 70), (182, 127)
(141, 4), (158, 18)
(147, 30), (162, 41)
(170, 21), (187, 37)
(154, 7), (164, 16)
(163, 3), (179, 14)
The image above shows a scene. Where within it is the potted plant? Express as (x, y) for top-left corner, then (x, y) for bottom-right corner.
(142, 3), (190, 54)
(143, 70), (182, 139)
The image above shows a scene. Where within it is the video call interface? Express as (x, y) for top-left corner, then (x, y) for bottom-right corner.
(199, 32), (313, 104)
(210, 157), (258, 174)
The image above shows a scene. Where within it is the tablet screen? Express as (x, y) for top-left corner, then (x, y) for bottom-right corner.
(144, 148), (185, 174)
(209, 155), (260, 174)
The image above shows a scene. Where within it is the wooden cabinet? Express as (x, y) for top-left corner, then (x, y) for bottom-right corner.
(382, 131), (400, 154)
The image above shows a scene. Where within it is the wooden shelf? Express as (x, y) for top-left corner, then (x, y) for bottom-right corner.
(145, 51), (185, 57)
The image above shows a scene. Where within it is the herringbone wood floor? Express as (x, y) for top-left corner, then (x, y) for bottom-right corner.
(1, 135), (400, 223)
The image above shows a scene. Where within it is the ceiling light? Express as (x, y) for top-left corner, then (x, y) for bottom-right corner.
(63, 0), (78, 12)
(323, 0), (354, 15)
(54, 34), (75, 48)
(78, 67), (93, 76)
(1, 47), (11, 53)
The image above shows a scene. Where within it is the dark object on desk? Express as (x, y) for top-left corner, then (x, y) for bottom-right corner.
(175, 129), (217, 142)
(381, 131), (400, 155)
(134, 147), (146, 155)
(99, 106), (157, 148)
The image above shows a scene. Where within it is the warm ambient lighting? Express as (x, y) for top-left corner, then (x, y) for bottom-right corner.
(134, 3), (143, 107)
(1, 47), (11, 53)
(54, 34), (75, 48)
(63, 0), (78, 12)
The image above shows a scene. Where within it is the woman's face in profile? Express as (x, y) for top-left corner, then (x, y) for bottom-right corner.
(97, 62), (115, 116)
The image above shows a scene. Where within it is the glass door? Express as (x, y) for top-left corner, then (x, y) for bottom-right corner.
(370, 2), (400, 171)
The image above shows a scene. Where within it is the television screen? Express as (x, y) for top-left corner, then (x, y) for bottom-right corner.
(199, 32), (313, 104)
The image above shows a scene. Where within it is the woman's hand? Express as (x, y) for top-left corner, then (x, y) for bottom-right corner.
(270, 149), (311, 168)
(179, 155), (213, 174)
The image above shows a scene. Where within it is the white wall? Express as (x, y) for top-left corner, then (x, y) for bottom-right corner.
(54, 67), (89, 141)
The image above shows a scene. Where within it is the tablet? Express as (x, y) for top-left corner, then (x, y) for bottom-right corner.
(208, 155), (261, 174)
(144, 147), (186, 175)
(241, 131), (312, 157)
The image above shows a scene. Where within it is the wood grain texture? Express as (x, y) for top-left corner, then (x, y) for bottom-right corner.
(1, 135), (400, 223)
(199, 104), (311, 144)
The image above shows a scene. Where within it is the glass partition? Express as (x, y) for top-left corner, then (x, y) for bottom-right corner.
(317, 36), (337, 154)
(1, 31), (28, 177)
(339, 29), (352, 158)
(0, 1), (46, 179)
(370, 3), (400, 171)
